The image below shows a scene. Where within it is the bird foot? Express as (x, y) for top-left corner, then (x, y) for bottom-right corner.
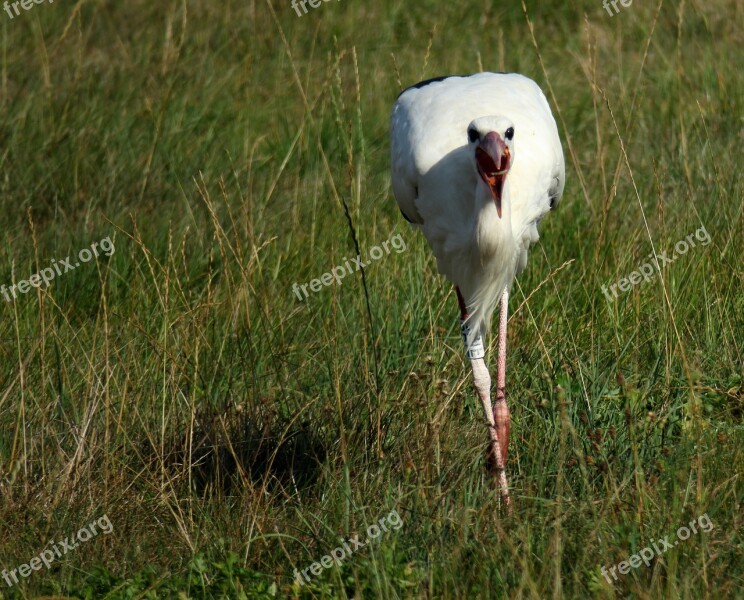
(484, 447), (513, 513)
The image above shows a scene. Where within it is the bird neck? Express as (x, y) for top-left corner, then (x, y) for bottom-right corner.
(474, 179), (513, 259)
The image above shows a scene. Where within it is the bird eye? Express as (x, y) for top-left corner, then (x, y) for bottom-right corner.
(505, 127), (514, 141)
(467, 128), (479, 143)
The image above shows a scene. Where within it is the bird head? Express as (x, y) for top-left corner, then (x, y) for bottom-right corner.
(467, 117), (515, 218)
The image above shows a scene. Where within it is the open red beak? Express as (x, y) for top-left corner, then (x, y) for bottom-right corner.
(476, 132), (511, 218)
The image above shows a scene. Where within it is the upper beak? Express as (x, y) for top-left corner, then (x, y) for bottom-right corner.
(476, 132), (511, 218)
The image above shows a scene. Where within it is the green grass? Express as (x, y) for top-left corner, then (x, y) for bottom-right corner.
(0, 0), (742, 598)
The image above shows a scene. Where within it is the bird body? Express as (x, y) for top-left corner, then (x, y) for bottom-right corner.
(390, 72), (565, 340)
(390, 72), (566, 508)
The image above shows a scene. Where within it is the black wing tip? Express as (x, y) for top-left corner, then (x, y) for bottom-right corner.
(396, 75), (459, 99)
(399, 209), (415, 223)
(395, 72), (514, 99)
(548, 175), (563, 210)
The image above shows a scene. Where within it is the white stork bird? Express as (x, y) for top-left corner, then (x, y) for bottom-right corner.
(390, 72), (565, 509)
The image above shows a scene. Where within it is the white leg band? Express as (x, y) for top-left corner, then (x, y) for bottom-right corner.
(461, 319), (485, 360)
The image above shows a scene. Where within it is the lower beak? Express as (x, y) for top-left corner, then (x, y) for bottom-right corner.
(476, 132), (510, 218)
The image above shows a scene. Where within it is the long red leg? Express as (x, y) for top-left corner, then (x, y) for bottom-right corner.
(494, 287), (510, 464)
(457, 286), (511, 512)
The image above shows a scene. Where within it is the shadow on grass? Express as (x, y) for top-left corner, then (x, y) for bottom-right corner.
(141, 400), (327, 496)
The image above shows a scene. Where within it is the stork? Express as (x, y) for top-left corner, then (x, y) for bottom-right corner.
(390, 72), (565, 509)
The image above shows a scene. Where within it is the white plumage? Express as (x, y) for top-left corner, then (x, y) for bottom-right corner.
(390, 72), (565, 341)
(390, 72), (565, 508)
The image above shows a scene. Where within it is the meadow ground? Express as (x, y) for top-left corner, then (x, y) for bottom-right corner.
(0, 0), (742, 598)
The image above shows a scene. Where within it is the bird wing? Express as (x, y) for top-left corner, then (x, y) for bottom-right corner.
(390, 94), (426, 225)
(511, 86), (565, 273)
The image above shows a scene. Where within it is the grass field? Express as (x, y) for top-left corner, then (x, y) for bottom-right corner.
(0, 0), (742, 597)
